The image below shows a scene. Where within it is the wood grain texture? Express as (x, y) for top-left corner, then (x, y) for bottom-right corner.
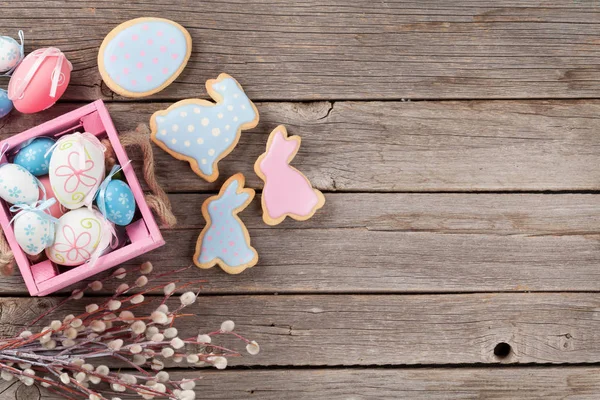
(4, 293), (600, 366)
(1, 193), (600, 295)
(2, 1), (600, 100)
(15, 367), (600, 400)
(3, 100), (600, 191)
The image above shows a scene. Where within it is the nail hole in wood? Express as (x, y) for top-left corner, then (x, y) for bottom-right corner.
(493, 342), (511, 358)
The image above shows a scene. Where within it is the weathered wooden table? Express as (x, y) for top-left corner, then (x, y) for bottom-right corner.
(2, 1), (600, 398)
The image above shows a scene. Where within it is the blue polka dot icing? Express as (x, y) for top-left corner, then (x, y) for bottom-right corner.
(194, 173), (258, 274)
(150, 74), (259, 182)
(0, 89), (13, 119)
(99, 18), (191, 97)
(13, 137), (55, 176)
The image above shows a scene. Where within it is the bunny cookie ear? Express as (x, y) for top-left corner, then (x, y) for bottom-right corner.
(269, 126), (301, 162)
(221, 174), (253, 209)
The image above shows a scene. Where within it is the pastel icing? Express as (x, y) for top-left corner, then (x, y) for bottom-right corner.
(194, 173), (258, 274)
(150, 73), (259, 182)
(255, 125), (325, 225)
(0, 89), (12, 119)
(99, 17), (191, 97)
(13, 137), (55, 176)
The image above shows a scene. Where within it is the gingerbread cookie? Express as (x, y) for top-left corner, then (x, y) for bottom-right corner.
(194, 173), (258, 274)
(150, 73), (259, 182)
(98, 17), (192, 98)
(254, 125), (325, 225)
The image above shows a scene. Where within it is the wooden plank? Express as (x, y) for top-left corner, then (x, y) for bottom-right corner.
(2, 1), (600, 100)
(23, 367), (600, 400)
(2, 192), (600, 295)
(3, 100), (600, 191)
(5, 293), (600, 366)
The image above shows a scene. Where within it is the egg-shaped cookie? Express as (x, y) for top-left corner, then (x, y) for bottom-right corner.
(98, 18), (192, 98)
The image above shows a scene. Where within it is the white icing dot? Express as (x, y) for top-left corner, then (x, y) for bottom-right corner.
(227, 105), (234, 111)
(225, 125), (230, 130)
(217, 113), (223, 119)
(212, 128), (221, 137)
(172, 124), (179, 132)
(201, 158), (207, 165)
(197, 138), (204, 145)
(160, 129), (167, 135)
(201, 118), (210, 126)
(233, 116), (239, 122)
(171, 138), (177, 144)
(241, 104), (246, 110)
(208, 149), (215, 156)
(193, 107), (201, 114)
(233, 93), (239, 99)
(180, 112), (187, 117)
(225, 138), (230, 143)
(188, 125), (195, 132)
(184, 141), (190, 147)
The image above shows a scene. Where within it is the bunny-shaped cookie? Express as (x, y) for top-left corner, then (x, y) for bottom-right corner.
(150, 73), (259, 182)
(255, 125), (325, 225)
(194, 173), (258, 274)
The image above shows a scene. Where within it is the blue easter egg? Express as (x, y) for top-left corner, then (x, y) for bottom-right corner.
(13, 137), (56, 176)
(0, 89), (13, 119)
(97, 179), (136, 226)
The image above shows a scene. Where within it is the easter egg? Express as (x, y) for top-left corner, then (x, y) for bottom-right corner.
(13, 137), (55, 176)
(97, 179), (136, 226)
(98, 17), (192, 98)
(0, 89), (12, 119)
(49, 133), (105, 210)
(38, 176), (64, 218)
(13, 208), (56, 256)
(0, 163), (40, 205)
(8, 47), (72, 114)
(0, 31), (24, 73)
(46, 208), (106, 266)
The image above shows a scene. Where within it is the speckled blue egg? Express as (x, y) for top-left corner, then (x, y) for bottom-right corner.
(13, 137), (55, 176)
(0, 89), (13, 119)
(97, 179), (136, 226)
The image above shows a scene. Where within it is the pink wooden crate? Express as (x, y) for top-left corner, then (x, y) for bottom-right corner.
(0, 100), (165, 296)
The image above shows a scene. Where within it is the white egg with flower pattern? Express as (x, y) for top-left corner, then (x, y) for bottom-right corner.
(0, 163), (40, 205)
(48, 133), (105, 210)
(46, 208), (107, 266)
(13, 209), (55, 256)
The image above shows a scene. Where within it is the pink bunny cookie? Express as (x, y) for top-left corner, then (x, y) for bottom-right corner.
(254, 125), (325, 225)
(194, 173), (258, 274)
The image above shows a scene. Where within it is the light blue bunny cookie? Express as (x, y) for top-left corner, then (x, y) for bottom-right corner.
(150, 73), (259, 182)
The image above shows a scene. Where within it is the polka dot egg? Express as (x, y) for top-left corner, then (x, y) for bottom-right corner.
(0, 89), (13, 119)
(13, 137), (55, 176)
(98, 17), (192, 97)
(96, 179), (136, 226)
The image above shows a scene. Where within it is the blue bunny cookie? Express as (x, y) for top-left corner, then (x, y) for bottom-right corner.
(194, 173), (258, 274)
(150, 73), (259, 182)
